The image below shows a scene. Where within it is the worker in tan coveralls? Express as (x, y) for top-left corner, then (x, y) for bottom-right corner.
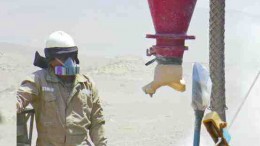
(16, 31), (107, 146)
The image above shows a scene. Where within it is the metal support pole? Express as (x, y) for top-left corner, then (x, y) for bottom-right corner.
(209, 0), (226, 122)
(17, 109), (35, 146)
(193, 110), (205, 146)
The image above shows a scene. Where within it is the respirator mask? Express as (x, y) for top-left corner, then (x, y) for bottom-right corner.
(54, 57), (80, 76)
(33, 47), (80, 76)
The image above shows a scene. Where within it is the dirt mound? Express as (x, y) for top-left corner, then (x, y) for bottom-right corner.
(89, 56), (153, 75)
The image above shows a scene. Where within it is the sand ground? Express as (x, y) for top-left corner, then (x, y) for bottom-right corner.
(0, 47), (259, 146)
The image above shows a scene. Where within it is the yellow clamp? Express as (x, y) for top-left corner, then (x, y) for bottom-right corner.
(203, 111), (230, 146)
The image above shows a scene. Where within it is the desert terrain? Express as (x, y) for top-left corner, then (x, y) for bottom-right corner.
(1, 0), (260, 145)
(0, 43), (259, 146)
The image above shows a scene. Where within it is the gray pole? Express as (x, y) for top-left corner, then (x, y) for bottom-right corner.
(209, 0), (226, 122)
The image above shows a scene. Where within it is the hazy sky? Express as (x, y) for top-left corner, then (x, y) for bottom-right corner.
(0, 0), (260, 64)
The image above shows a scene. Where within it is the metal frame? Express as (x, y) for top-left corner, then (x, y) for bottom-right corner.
(17, 108), (35, 146)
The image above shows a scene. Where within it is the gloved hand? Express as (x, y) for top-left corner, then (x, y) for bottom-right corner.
(142, 64), (185, 97)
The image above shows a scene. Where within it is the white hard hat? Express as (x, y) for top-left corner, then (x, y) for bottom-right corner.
(45, 31), (76, 48)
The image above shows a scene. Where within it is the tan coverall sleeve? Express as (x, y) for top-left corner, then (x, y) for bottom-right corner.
(16, 73), (39, 113)
(89, 86), (107, 146)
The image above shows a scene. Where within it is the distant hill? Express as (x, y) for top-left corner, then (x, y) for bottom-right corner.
(0, 8), (259, 66)
(0, 42), (37, 55)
